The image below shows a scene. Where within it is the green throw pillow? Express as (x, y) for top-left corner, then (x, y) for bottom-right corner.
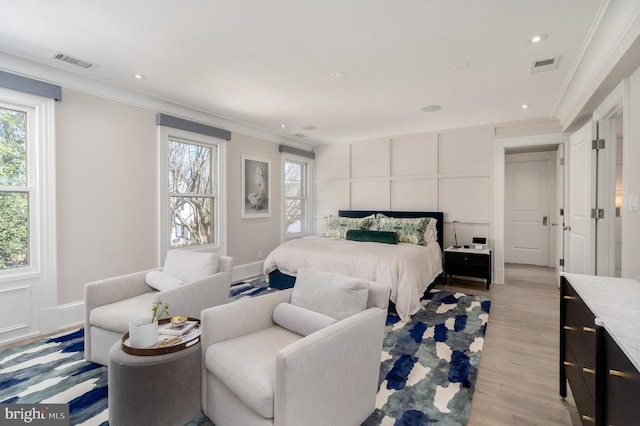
(376, 214), (430, 245)
(346, 229), (399, 244)
(324, 215), (373, 239)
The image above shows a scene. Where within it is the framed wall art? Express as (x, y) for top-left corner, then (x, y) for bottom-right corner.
(242, 155), (271, 218)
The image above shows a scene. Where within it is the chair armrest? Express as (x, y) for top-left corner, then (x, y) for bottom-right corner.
(155, 270), (232, 319)
(84, 269), (158, 314)
(218, 255), (234, 273)
(200, 289), (293, 350)
(274, 307), (387, 426)
(83, 268), (158, 363)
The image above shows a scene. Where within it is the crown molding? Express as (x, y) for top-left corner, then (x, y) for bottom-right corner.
(0, 51), (314, 149)
(552, 0), (640, 130)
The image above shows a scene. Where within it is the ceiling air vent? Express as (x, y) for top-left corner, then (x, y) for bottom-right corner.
(531, 56), (560, 73)
(293, 133), (307, 138)
(50, 51), (97, 70)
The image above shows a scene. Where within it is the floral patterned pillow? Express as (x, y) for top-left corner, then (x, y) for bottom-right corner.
(376, 214), (430, 245)
(324, 215), (374, 239)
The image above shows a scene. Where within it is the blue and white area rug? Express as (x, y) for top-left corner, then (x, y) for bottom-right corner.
(0, 281), (490, 426)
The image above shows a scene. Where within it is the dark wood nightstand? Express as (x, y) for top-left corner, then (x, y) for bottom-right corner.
(444, 246), (492, 290)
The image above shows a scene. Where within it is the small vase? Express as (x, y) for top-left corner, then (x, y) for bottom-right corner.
(128, 317), (158, 348)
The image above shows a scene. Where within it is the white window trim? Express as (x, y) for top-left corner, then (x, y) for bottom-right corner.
(0, 87), (57, 332)
(281, 152), (315, 241)
(158, 126), (226, 262)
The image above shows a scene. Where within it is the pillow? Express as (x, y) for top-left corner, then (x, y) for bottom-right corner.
(291, 268), (370, 320)
(345, 229), (398, 244)
(425, 218), (438, 243)
(163, 249), (220, 282)
(145, 271), (184, 292)
(272, 303), (337, 336)
(324, 215), (374, 239)
(376, 214), (430, 245)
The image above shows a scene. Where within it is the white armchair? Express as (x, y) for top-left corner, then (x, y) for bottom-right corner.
(200, 268), (390, 426)
(84, 250), (233, 366)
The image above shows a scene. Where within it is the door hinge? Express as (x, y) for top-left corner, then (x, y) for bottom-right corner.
(591, 139), (605, 150)
(591, 208), (605, 219)
(560, 208), (564, 216)
(559, 259), (565, 267)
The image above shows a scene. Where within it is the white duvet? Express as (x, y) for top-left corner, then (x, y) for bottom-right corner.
(263, 236), (443, 322)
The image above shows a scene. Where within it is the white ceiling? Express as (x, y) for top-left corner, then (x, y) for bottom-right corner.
(0, 0), (605, 144)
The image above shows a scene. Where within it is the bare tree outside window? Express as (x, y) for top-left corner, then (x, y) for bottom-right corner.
(284, 160), (307, 234)
(0, 107), (29, 269)
(168, 139), (215, 248)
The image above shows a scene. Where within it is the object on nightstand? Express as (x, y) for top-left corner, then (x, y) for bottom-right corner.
(472, 236), (488, 250)
(453, 221), (460, 248)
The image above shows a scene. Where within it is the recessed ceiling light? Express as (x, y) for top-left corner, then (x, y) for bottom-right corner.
(528, 34), (548, 44)
(453, 62), (470, 71)
(421, 105), (442, 112)
(330, 71), (346, 79)
(280, 124), (287, 128)
(521, 104), (530, 109)
(133, 74), (146, 80)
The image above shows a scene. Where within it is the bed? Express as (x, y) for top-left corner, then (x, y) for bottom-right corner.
(263, 210), (444, 322)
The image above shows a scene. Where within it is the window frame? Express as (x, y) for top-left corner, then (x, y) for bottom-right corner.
(0, 90), (55, 284)
(159, 126), (226, 260)
(0, 100), (37, 276)
(281, 152), (314, 241)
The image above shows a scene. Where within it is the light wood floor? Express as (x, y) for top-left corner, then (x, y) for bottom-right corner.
(439, 264), (581, 426)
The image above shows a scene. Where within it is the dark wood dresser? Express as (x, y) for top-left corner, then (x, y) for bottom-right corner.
(560, 274), (640, 426)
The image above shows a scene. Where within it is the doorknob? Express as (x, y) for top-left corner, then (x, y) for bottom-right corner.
(543, 216), (548, 226)
(563, 225), (571, 231)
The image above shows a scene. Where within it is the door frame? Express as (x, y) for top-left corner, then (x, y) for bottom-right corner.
(493, 133), (568, 284)
(592, 79), (629, 277)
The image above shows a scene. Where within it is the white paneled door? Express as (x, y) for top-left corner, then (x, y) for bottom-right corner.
(565, 121), (597, 275)
(505, 157), (550, 266)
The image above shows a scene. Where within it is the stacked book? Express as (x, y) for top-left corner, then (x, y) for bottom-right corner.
(158, 320), (198, 336)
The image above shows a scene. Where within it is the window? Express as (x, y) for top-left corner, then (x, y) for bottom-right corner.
(0, 83), (56, 339)
(160, 127), (225, 256)
(282, 154), (313, 239)
(0, 105), (30, 270)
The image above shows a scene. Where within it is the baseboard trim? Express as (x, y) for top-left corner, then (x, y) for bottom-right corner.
(57, 301), (84, 329)
(232, 261), (264, 283)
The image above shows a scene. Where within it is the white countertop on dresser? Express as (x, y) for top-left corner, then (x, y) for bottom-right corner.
(562, 273), (640, 371)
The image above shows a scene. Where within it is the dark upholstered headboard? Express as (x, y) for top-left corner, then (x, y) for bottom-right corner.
(338, 210), (444, 250)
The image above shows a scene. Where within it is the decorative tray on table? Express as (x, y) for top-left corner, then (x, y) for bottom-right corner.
(121, 317), (201, 356)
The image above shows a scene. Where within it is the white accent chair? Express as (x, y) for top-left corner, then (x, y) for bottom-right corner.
(200, 268), (390, 426)
(84, 250), (233, 366)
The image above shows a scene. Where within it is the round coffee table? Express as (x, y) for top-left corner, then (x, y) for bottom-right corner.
(107, 339), (201, 426)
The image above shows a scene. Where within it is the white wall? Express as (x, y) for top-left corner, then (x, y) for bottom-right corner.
(314, 125), (537, 251)
(56, 89), (158, 304)
(226, 133), (282, 269)
(54, 89), (288, 310)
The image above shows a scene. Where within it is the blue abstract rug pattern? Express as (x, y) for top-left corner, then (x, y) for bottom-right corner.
(0, 281), (489, 426)
(365, 289), (491, 425)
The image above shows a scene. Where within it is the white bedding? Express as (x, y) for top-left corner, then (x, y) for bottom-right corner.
(263, 236), (443, 322)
